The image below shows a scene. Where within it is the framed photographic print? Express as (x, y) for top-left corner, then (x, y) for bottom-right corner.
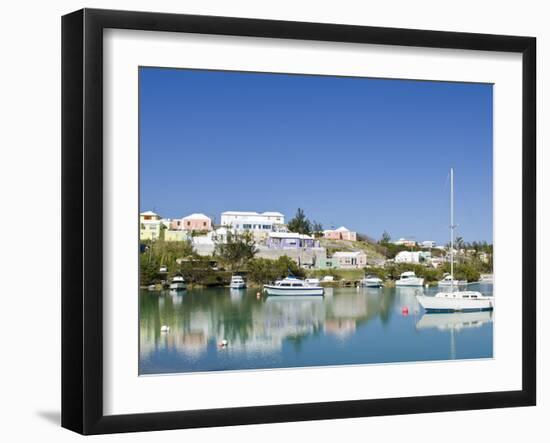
(62, 8), (536, 435)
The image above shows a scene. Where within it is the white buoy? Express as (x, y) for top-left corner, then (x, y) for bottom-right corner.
(160, 325), (170, 333)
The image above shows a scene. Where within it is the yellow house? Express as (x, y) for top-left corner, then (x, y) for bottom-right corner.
(140, 211), (162, 241)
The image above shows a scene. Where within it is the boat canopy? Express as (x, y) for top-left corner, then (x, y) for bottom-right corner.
(400, 271), (416, 278)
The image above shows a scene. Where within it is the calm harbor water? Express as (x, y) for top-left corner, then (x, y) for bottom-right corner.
(139, 283), (493, 375)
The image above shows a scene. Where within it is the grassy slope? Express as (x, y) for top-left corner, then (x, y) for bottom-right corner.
(318, 238), (386, 261)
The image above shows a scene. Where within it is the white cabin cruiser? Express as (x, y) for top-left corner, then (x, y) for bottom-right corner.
(360, 275), (384, 288)
(416, 168), (494, 312)
(438, 274), (467, 287)
(395, 271), (424, 287)
(263, 276), (324, 296)
(230, 275), (246, 289)
(169, 275), (186, 290)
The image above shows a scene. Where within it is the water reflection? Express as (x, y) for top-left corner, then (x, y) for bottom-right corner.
(416, 310), (494, 360)
(139, 283), (493, 373)
(416, 310), (494, 331)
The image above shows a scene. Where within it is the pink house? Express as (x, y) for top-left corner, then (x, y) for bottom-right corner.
(323, 226), (357, 241)
(170, 213), (212, 231)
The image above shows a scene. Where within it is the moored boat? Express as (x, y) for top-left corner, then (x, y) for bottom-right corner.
(438, 274), (467, 288)
(416, 291), (494, 312)
(263, 276), (324, 296)
(230, 275), (246, 289)
(416, 168), (494, 312)
(169, 275), (186, 290)
(360, 275), (383, 288)
(395, 271), (424, 287)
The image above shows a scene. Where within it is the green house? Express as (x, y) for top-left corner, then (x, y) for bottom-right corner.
(315, 257), (340, 270)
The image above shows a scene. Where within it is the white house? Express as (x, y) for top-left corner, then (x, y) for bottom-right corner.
(421, 240), (436, 248)
(393, 238), (417, 247)
(395, 250), (432, 264)
(332, 251), (367, 269)
(220, 211), (285, 240)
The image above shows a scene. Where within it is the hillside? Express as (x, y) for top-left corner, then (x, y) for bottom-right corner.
(318, 238), (386, 262)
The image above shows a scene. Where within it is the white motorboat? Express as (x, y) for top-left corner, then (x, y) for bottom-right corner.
(230, 275), (246, 289)
(395, 271), (424, 287)
(438, 274), (467, 287)
(417, 168), (494, 312)
(263, 276), (324, 296)
(360, 275), (383, 288)
(305, 278), (321, 285)
(169, 275), (186, 290)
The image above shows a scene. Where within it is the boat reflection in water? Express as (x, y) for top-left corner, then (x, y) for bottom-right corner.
(139, 284), (493, 374)
(416, 310), (494, 359)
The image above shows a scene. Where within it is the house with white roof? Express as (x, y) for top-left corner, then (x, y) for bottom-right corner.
(140, 210), (162, 241)
(220, 210), (286, 240)
(332, 251), (367, 268)
(323, 226), (357, 241)
(170, 213), (212, 231)
(395, 250), (432, 264)
(393, 238), (417, 247)
(266, 232), (320, 250)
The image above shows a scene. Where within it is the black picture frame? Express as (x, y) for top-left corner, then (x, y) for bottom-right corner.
(62, 8), (536, 435)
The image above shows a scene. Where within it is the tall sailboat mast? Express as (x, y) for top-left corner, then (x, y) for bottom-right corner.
(450, 168), (454, 294)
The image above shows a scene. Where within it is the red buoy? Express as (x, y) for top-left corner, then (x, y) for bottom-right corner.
(401, 306), (409, 316)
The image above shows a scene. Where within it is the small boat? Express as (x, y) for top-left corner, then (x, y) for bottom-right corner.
(305, 278), (321, 285)
(395, 271), (424, 287)
(416, 168), (494, 312)
(360, 275), (383, 288)
(263, 276), (324, 296)
(230, 275), (246, 289)
(438, 274), (467, 287)
(169, 275), (186, 290)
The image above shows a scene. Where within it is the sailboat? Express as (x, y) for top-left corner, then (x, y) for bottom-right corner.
(416, 169), (494, 312)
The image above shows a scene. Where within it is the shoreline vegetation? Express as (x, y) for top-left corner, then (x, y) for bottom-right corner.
(140, 219), (493, 289)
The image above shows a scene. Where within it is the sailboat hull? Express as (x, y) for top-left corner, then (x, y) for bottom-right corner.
(416, 294), (494, 312)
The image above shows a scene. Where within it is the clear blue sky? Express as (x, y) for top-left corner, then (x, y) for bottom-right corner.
(140, 67), (493, 244)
